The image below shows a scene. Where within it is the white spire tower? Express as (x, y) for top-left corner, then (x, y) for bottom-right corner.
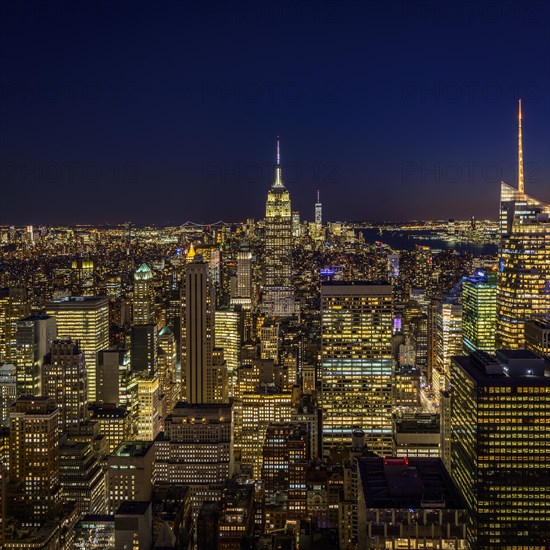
(518, 98), (525, 194)
(315, 189), (322, 227)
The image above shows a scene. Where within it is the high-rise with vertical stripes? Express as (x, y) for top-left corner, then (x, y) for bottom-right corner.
(496, 101), (550, 349)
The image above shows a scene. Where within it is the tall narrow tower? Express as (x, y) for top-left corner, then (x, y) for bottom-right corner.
(184, 257), (219, 403)
(518, 98), (524, 195)
(263, 138), (295, 318)
(496, 102), (550, 349)
(133, 263), (156, 325)
(315, 189), (322, 227)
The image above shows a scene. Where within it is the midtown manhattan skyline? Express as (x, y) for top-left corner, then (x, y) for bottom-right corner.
(3, 2), (550, 547)
(1, 0), (550, 225)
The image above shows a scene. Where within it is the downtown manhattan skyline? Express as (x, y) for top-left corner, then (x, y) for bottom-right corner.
(1, 0), (550, 225)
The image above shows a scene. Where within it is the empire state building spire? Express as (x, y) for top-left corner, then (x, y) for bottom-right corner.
(518, 99), (525, 194)
(273, 135), (284, 188)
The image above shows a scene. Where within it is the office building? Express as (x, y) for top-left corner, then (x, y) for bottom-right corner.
(461, 271), (497, 354)
(107, 441), (154, 514)
(46, 296), (109, 402)
(43, 339), (87, 433)
(0, 287), (31, 365)
(14, 314), (57, 396)
(261, 422), (309, 499)
(90, 405), (132, 453)
(262, 139), (295, 318)
(496, 101), (550, 349)
(315, 188), (322, 227)
(0, 365), (16, 427)
(133, 263), (156, 325)
(432, 301), (462, 398)
(183, 258), (218, 403)
(392, 413), (440, 458)
(136, 375), (161, 441)
(155, 403), (233, 515)
(96, 349), (132, 405)
(9, 397), (61, 522)
(214, 309), (241, 374)
(450, 350), (550, 547)
(235, 387), (293, 478)
(130, 323), (157, 374)
(59, 440), (106, 515)
(321, 282), (394, 453)
(230, 250), (253, 309)
(114, 501), (152, 550)
(157, 326), (180, 415)
(71, 258), (96, 296)
(216, 480), (255, 549)
(357, 457), (467, 549)
(260, 320), (279, 361)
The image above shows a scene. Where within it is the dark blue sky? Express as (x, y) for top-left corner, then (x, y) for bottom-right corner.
(1, 0), (549, 224)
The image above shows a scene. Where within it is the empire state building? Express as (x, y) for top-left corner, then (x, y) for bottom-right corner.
(262, 139), (295, 318)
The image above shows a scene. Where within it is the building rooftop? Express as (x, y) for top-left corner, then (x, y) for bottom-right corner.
(321, 280), (391, 287)
(358, 457), (465, 510)
(394, 414), (440, 434)
(112, 441), (153, 457)
(91, 406), (129, 419)
(453, 350), (550, 384)
(47, 296), (108, 306)
(116, 501), (151, 516)
(158, 326), (173, 336)
(19, 314), (54, 322)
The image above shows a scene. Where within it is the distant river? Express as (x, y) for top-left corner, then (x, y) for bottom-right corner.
(361, 229), (498, 255)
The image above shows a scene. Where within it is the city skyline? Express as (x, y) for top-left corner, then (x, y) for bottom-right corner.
(2, 2), (550, 548)
(1, 0), (550, 225)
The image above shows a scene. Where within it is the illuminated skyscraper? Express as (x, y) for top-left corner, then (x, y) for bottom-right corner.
(414, 245), (432, 291)
(107, 441), (154, 514)
(260, 321), (279, 361)
(451, 350), (550, 547)
(46, 296), (109, 402)
(262, 138), (295, 318)
(130, 324), (157, 374)
(9, 397), (61, 522)
(155, 403), (234, 515)
(230, 250), (253, 309)
(133, 263), (156, 325)
(184, 258), (218, 403)
(496, 101), (550, 349)
(234, 387), (293, 478)
(157, 326), (179, 414)
(315, 189), (322, 227)
(96, 349), (133, 406)
(43, 339), (88, 434)
(462, 271), (497, 354)
(59, 439), (106, 515)
(15, 314), (57, 396)
(432, 301), (462, 399)
(214, 309), (241, 374)
(90, 405), (131, 453)
(0, 287), (31, 365)
(71, 259), (96, 296)
(0, 365), (16, 427)
(136, 375), (161, 440)
(321, 282), (394, 453)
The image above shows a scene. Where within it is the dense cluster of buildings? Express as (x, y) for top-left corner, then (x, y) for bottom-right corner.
(0, 105), (549, 549)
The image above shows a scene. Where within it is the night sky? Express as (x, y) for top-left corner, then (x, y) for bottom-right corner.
(1, 0), (550, 225)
